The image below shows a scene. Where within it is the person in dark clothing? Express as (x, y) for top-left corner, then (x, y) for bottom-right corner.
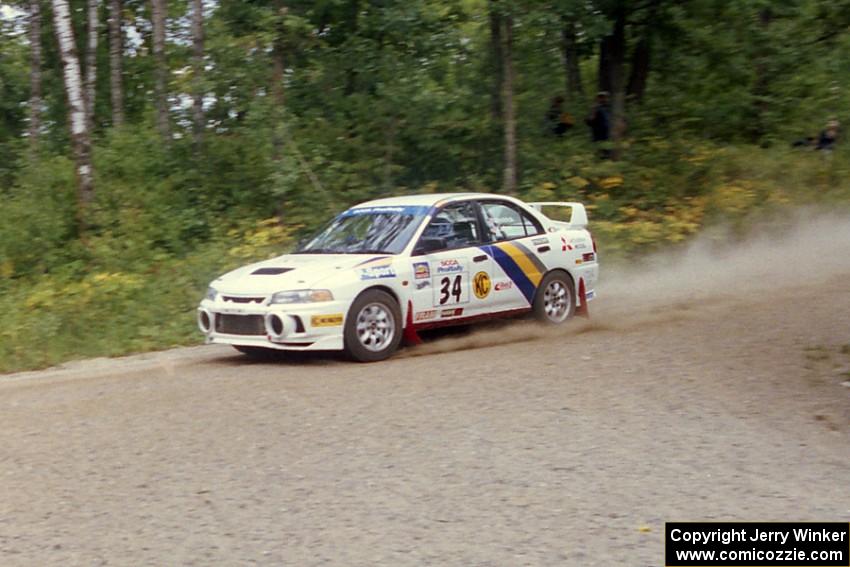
(816, 119), (840, 151)
(585, 91), (611, 143)
(545, 95), (573, 137)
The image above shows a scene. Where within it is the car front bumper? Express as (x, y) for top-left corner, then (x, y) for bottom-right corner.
(197, 299), (348, 351)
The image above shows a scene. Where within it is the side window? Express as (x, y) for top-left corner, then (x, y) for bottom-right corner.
(481, 202), (543, 242)
(414, 201), (482, 254)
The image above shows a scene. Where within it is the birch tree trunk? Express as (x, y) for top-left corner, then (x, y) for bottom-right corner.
(191, 0), (204, 152)
(86, 0), (99, 132)
(52, 0), (95, 217)
(151, 0), (170, 140)
(108, 0), (124, 126)
(500, 13), (517, 194)
(28, 0), (42, 146)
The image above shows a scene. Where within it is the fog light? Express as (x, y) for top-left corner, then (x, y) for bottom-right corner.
(197, 309), (212, 333)
(266, 313), (286, 340)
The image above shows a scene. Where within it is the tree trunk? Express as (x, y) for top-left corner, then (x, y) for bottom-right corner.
(52, 0), (95, 222)
(151, 0), (169, 139)
(626, 36), (650, 103)
(28, 0), (42, 146)
(488, 0), (503, 120)
(608, 6), (627, 158)
(86, 0), (99, 132)
(108, 0), (124, 126)
(191, 0), (204, 152)
(500, 13), (517, 194)
(560, 17), (583, 101)
(598, 35), (613, 94)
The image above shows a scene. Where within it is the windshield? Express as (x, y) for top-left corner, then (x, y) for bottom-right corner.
(296, 205), (430, 255)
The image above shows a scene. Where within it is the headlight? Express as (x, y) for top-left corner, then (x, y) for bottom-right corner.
(269, 289), (334, 304)
(205, 287), (218, 301)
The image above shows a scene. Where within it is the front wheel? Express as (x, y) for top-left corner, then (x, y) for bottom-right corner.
(533, 271), (576, 324)
(344, 289), (403, 362)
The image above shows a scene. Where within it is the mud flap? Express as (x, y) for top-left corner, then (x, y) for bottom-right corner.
(576, 278), (590, 319)
(403, 300), (422, 345)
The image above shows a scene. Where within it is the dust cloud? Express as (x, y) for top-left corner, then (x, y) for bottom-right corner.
(402, 209), (850, 357)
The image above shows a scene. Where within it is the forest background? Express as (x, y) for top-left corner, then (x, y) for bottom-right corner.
(1, 0), (849, 372)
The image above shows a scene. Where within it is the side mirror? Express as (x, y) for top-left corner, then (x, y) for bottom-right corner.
(414, 237), (446, 255)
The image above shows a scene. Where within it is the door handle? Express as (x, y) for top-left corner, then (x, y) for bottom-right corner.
(537, 246), (551, 253)
(473, 254), (488, 263)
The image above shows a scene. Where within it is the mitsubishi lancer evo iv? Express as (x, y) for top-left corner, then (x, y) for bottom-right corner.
(198, 193), (599, 362)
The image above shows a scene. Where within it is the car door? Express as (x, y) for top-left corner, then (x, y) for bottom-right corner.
(478, 200), (551, 312)
(408, 200), (494, 324)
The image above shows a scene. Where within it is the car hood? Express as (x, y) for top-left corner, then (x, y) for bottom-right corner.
(211, 253), (394, 296)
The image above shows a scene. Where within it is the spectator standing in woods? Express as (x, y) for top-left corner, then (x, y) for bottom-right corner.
(585, 91), (611, 158)
(545, 95), (574, 137)
(585, 91), (611, 143)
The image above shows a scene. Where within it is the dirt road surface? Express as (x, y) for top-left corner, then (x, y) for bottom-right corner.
(2, 217), (849, 566)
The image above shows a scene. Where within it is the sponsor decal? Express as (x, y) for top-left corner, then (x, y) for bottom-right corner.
(585, 290), (596, 300)
(342, 205), (430, 217)
(532, 237), (549, 246)
(415, 280), (431, 290)
(582, 252), (596, 262)
(354, 256), (391, 268)
(413, 262), (430, 279)
(436, 258), (464, 274)
(561, 236), (570, 251)
(570, 238), (588, 250)
(311, 314), (343, 327)
(494, 280), (513, 291)
(472, 271), (491, 299)
(415, 310), (437, 321)
(440, 307), (464, 318)
(359, 266), (397, 280)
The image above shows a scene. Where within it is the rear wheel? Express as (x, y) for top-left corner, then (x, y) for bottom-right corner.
(344, 289), (403, 362)
(533, 271), (575, 324)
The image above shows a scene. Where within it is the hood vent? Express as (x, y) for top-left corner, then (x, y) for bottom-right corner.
(251, 267), (294, 275)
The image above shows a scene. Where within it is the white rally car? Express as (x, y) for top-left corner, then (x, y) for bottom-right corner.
(198, 193), (598, 361)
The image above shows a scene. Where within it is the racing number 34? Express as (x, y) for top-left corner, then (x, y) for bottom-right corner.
(439, 275), (463, 304)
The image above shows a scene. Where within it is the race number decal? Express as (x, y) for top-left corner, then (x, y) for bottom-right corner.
(432, 258), (470, 305)
(437, 274), (466, 305)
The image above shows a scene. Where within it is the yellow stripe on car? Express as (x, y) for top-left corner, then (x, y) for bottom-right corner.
(495, 242), (544, 287)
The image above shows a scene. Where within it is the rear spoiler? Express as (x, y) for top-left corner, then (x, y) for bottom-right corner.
(527, 202), (588, 229)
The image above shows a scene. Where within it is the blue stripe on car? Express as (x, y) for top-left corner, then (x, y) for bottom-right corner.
(481, 245), (536, 304)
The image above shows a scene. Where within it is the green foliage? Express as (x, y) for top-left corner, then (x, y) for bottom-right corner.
(0, 155), (79, 277)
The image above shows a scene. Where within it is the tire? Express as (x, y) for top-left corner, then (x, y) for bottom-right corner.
(533, 271), (576, 325)
(233, 345), (280, 359)
(343, 289), (403, 362)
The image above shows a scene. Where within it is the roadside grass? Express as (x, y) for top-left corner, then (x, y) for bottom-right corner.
(1, 143), (849, 374)
(0, 222), (295, 374)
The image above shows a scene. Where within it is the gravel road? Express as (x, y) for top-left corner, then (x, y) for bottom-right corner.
(2, 218), (849, 566)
